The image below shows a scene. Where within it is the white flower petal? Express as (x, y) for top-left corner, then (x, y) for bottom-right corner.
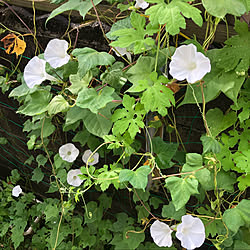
(67, 169), (83, 187)
(135, 0), (149, 9)
(150, 220), (173, 247)
(24, 56), (56, 88)
(44, 39), (70, 68)
(169, 44), (211, 83)
(176, 215), (205, 250)
(59, 143), (79, 163)
(12, 185), (22, 197)
(82, 149), (99, 165)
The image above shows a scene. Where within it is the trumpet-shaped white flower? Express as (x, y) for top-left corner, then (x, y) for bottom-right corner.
(82, 149), (99, 165)
(169, 44), (211, 83)
(12, 185), (22, 197)
(150, 220), (173, 247)
(176, 215), (205, 249)
(135, 0), (149, 9)
(44, 39), (70, 68)
(67, 169), (83, 187)
(24, 56), (56, 88)
(59, 143), (79, 163)
(112, 47), (132, 62)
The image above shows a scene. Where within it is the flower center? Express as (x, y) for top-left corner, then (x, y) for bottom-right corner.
(67, 151), (72, 156)
(73, 176), (77, 180)
(89, 157), (94, 163)
(188, 62), (197, 70)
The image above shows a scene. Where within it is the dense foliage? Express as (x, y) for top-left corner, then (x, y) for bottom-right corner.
(0, 0), (249, 249)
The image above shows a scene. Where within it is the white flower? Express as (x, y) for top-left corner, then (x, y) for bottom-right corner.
(44, 39), (70, 68)
(169, 44), (211, 83)
(176, 215), (205, 249)
(150, 220), (173, 247)
(82, 149), (99, 165)
(12, 185), (22, 197)
(59, 143), (79, 163)
(112, 47), (132, 62)
(24, 56), (56, 88)
(67, 169), (83, 187)
(135, 0), (149, 9)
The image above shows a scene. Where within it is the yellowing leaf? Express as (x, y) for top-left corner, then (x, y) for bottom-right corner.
(1, 33), (26, 57)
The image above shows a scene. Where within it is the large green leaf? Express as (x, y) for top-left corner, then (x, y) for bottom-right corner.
(17, 88), (52, 116)
(46, 0), (102, 23)
(47, 95), (69, 116)
(202, 0), (248, 18)
(223, 199), (250, 233)
(165, 176), (199, 211)
(206, 108), (237, 137)
(162, 202), (186, 220)
(119, 165), (151, 191)
(72, 47), (115, 77)
(76, 86), (114, 113)
(214, 20), (250, 75)
(146, 0), (202, 35)
(180, 49), (245, 105)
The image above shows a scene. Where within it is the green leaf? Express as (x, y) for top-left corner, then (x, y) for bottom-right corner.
(72, 47), (115, 77)
(146, 0), (202, 35)
(106, 16), (132, 40)
(206, 108), (237, 137)
(110, 12), (155, 54)
(47, 95), (69, 116)
(44, 203), (59, 222)
(180, 49), (245, 105)
(152, 137), (178, 169)
(223, 199), (250, 233)
(17, 88), (52, 116)
(165, 176), (199, 211)
(11, 218), (27, 249)
(72, 130), (90, 146)
(67, 71), (91, 94)
(141, 81), (175, 116)
(127, 56), (155, 92)
(46, 0), (102, 23)
(0, 137), (7, 144)
(31, 168), (44, 183)
(214, 20), (250, 75)
(202, 0), (248, 18)
(36, 154), (47, 167)
(237, 174), (250, 191)
(162, 201), (186, 220)
(119, 165), (151, 191)
(112, 95), (146, 139)
(201, 135), (221, 154)
(233, 150), (250, 173)
(76, 86), (114, 113)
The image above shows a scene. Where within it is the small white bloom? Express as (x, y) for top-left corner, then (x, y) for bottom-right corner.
(169, 44), (211, 83)
(112, 47), (132, 62)
(44, 39), (70, 68)
(67, 169), (83, 187)
(150, 220), (173, 247)
(59, 143), (79, 163)
(12, 185), (22, 197)
(135, 0), (149, 9)
(24, 56), (56, 88)
(82, 149), (99, 165)
(176, 215), (205, 249)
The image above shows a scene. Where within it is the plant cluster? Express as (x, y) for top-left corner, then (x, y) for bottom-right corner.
(0, 0), (249, 249)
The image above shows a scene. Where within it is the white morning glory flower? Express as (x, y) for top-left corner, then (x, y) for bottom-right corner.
(24, 56), (56, 88)
(169, 44), (211, 83)
(44, 39), (70, 68)
(176, 214), (205, 249)
(150, 220), (173, 247)
(135, 0), (149, 9)
(67, 169), (84, 187)
(112, 47), (132, 62)
(12, 185), (22, 197)
(59, 143), (79, 163)
(82, 149), (99, 165)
